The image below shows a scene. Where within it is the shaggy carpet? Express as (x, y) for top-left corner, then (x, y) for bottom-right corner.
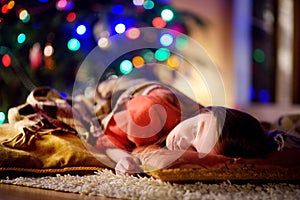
(1, 169), (300, 199)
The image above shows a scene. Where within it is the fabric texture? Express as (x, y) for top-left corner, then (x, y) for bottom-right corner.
(0, 86), (115, 174)
(0, 123), (114, 171)
(1, 78), (300, 182)
(95, 81), (201, 152)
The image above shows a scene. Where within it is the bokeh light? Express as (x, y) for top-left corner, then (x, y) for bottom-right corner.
(56, 0), (67, 10)
(253, 49), (265, 63)
(126, 27), (141, 40)
(44, 44), (54, 56)
(1, 4), (9, 14)
(249, 86), (256, 101)
(132, 56), (145, 68)
(152, 17), (166, 28)
(59, 91), (68, 98)
(2, 54), (11, 67)
(97, 37), (110, 48)
(0, 112), (5, 125)
(160, 33), (173, 46)
(19, 9), (30, 23)
(66, 12), (76, 22)
(167, 55), (181, 69)
(175, 35), (188, 50)
(112, 5), (124, 14)
(143, 0), (154, 9)
(120, 60), (133, 74)
(115, 23), (126, 34)
(258, 89), (270, 103)
(17, 33), (26, 44)
(133, 0), (144, 6)
(76, 24), (87, 35)
(67, 38), (80, 51)
(7, 1), (15, 10)
(155, 48), (170, 61)
(141, 49), (154, 63)
(161, 8), (174, 22)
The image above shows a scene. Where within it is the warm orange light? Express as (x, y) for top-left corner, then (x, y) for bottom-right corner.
(132, 56), (145, 68)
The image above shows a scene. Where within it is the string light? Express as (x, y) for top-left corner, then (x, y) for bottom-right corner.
(111, 5), (124, 14)
(2, 54), (11, 67)
(175, 35), (188, 50)
(1, 4), (9, 14)
(258, 89), (270, 103)
(160, 33), (173, 46)
(167, 55), (181, 69)
(0, 112), (5, 125)
(132, 56), (144, 68)
(19, 9), (30, 23)
(133, 0), (144, 6)
(152, 17), (166, 28)
(120, 60), (133, 74)
(253, 49), (265, 63)
(97, 37), (110, 49)
(141, 49), (154, 63)
(161, 8), (174, 22)
(7, 1), (15, 10)
(67, 38), (80, 51)
(115, 23), (126, 34)
(66, 12), (76, 22)
(56, 0), (67, 10)
(64, 1), (74, 11)
(155, 48), (170, 61)
(126, 27), (141, 40)
(143, 0), (154, 9)
(44, 44), (54, 57)
(17, 33), (26, 44)
(249, 86), (256, 101)
(76, 24), (87, 35)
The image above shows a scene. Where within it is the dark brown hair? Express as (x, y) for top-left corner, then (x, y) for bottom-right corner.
(206, 106), (270, 158)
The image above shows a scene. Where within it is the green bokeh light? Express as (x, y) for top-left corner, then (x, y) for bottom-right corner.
(67, 38), (80, 51)
(253, 49), (265, 63)
(17, 33), (26, 44)
(175, 35), (188, 50)
(143, 0), (154, 9)
(120, 60), (133, 74)
(0, 112), (5, 125)
(141, 49), (154, 63)
(155, 48), (170, 61)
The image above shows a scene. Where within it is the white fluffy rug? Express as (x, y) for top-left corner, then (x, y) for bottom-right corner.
(1, 169), (300, 199)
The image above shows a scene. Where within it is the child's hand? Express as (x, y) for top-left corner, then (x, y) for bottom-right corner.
(115, 156), (141, 175)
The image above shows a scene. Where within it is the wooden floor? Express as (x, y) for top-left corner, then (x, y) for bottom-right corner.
(0, 184), (116, 200)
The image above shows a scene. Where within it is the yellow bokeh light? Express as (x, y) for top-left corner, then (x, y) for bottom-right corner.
(98, 37), (110, 49)
(7, 1), (15, 9)
(44, 45), (54, 57)
(167, 55), (181, 69)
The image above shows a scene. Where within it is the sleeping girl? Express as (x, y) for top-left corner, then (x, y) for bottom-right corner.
(94, 77), (275, 174)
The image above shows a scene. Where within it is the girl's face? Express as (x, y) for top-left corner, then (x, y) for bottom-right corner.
(166, 112), (220, 154)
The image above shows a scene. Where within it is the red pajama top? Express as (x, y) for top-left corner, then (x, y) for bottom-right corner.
(95, 85), (201, 152)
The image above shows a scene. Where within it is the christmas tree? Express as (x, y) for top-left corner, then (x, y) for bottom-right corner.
(0, 0), (196, 124)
